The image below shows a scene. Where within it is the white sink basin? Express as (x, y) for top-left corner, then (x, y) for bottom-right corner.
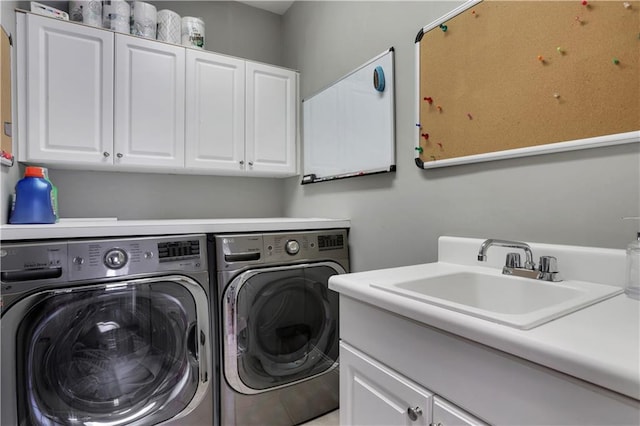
(371, 270), (622, 329)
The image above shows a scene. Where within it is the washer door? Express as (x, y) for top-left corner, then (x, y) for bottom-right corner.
(223, 262), (344, 394)
(14, 275), (209, 426)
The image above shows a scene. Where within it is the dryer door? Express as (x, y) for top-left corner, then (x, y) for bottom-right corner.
(223, 262), (344, 394)
(12, 275), (210, 426)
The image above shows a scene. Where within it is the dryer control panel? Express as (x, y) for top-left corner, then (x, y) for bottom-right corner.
(216, 229), (349, 272)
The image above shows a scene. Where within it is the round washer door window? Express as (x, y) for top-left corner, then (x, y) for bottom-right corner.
(18, 279), (201, 426)
(230, 264), (340, 391)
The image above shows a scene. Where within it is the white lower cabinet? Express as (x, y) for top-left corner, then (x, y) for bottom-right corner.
(340, 342), (487, 426)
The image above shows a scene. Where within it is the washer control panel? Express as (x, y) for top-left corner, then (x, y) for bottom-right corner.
(0, 234), (207, 286)
(67, 235), (206, 281)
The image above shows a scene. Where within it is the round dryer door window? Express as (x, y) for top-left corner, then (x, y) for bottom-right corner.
(16, 278), (203, 426)
(225, 264), (341, 393)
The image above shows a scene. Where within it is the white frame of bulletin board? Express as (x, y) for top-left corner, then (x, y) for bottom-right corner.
(414, 0), (639, 170)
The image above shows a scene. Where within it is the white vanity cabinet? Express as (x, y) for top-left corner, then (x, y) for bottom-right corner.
(17, 12), (298, 177)
(19, 13), (114, 165)
(114, 34), (185, 168)
(184, 53), (297, 176)
(340, 342), (486, 426)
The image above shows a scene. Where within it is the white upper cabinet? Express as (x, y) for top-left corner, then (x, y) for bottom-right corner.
(114, 35), (185, 168)
(185, 50), (245, 172)
(246, 62), (297, 176)
(17, 12), (297, 177)
(21, 14), (114, 164)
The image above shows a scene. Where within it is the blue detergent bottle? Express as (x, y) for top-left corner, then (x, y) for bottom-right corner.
(9, 166), (57, 224)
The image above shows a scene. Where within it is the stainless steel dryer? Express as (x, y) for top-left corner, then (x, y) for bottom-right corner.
(215, 229), (349, 426)
(0, 234), (214, 426)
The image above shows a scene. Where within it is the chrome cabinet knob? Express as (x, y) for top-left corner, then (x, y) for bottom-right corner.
(116, 153), (123, 158)
(103, 151), (110, 157)
(407, 406), (422, 421)
(505, 252), (522, 268)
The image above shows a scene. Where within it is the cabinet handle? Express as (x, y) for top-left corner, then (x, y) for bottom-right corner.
(239, 160), (244, 165)
(103, 152), (110, 158)
(407, 406), (423, 421)
(116, 153), (123, 158)
(248, 161), (254, 166)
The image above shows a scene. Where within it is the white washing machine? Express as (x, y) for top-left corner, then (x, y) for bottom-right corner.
(215, 229), (349, 426)
(0, 234), (214, 426)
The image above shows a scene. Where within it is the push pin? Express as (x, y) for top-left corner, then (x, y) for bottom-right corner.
(436, 105), (443, 112)
(553, 92), (561, 99)
(415, 146), (424, 154)
(575, 15), (584, 24)
(623, 2), (632, 9)
(421, 133), (429, 140)
(439, 24), (448, 32)
(424, 97), (433, 104)
(581, 0), (588, 6)
(557, 47), (565, 54)
(471, 10), (477, 17)
(436, 142), (443, 150)
(613, 58), (620, 65)
(467, 113), (473, 120)
(537, 55), (545, 63)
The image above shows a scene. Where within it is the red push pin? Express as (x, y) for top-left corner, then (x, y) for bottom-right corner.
(436, 142), (443, 150)
(424, 97), (433, 104)
(421, 133), (430, 140)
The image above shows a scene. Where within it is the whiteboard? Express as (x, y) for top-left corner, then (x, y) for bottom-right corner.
(302, 49), (395, 184)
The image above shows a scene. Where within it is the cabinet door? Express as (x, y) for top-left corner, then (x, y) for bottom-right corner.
(185, 50), (245, 172)
(23, 14), (113, 164)
(433, 396), (488, 426)
(340, 342), (432, 426)
(245, 62), (297, 176)
(114, 34), (185, 168)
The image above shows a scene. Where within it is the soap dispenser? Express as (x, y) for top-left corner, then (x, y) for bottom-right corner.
(625, 232), (640, 300)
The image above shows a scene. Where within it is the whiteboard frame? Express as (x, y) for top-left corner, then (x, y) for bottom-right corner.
(302, 48), (396, 184)
(414, 0), (640, 169)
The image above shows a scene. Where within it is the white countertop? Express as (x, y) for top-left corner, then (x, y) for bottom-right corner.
(0, 218), (351, 241)
(329, 237), (640, 401)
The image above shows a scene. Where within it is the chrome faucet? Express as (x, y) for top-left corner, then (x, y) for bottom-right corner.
(477, 239), (562, 282)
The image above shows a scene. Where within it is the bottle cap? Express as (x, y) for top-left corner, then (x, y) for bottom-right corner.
(24, 166), (45, 178)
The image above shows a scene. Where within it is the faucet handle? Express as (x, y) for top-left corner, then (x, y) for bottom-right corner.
(505, 252), (521, 268)
(539, 256), (558, 273)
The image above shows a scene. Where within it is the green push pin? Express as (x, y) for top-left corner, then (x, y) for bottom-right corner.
(415, 146), (424, 154)
(613, 58), (620, 65)
(439, 24), (448, 32)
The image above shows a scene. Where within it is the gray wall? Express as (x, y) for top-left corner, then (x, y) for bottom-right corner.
(1, 1), (22, 225)
(2, 1), (287, 222)
(281, 1), (640, 272)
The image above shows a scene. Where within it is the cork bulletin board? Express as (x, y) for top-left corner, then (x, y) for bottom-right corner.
(415, 0), (640, 169)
